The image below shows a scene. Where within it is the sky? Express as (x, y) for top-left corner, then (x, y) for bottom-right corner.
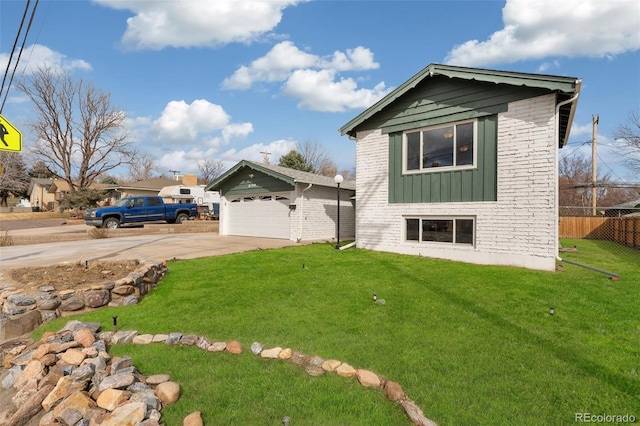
(0, 0), (639, 182)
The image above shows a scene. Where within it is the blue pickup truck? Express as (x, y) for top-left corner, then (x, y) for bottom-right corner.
(84, 196), (198, 229)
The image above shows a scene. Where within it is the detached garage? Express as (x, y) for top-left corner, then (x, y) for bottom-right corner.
(206, 160), (355, 241)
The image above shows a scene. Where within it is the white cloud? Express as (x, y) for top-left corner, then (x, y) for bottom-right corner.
(0, 44), (91, 75)
(445, 0), (640, 67)
(156, 139), (298, 175)
(94, 0), (305, 50)
(153, 99), (232, 141)
(130, 99), (254, 174)
(283, 69), (390, 112)
(219, 139), (298, 166)
(223, 41), (387, 112)
(222, 41), (318, 89)
(223, 41), (379, 89)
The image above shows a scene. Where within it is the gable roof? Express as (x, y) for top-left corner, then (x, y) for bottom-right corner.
(605, 198), (640, 210)
(340, 63), (581, 147)
(206, 160), (356, 191)
(115, 178), (180, 191)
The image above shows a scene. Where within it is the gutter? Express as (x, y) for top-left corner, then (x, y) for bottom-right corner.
(298, 183), (313, 242)
(554, 87), (581, 262)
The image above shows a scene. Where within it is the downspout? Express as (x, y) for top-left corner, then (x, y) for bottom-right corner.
(298, 183), (313, 242)
(555, 84), (581, 262)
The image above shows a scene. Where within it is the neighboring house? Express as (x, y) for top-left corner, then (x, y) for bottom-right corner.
(109, 178), (182, 201)
(28, 178), (55, 211)
(47, 180), (74, 211)
(340, 63), (581, 271)
(604, 198), (640, 217)
(206, 160), (355, 241)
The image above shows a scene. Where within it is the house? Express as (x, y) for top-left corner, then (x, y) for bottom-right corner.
(604, 198), (640, 217)
(339, 63), (581, 271)
(206, 160), (355, 241)
(28, 178), (56, 211)
(111, 177), (182, 199)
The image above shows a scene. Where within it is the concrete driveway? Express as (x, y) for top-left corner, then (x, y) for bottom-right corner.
(0, 229), (299, 269)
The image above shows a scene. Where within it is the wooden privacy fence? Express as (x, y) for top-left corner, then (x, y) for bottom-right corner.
(559, 216), (640, 249)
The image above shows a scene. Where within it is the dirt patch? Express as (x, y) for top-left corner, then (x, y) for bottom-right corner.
(6, 260), (142, 293)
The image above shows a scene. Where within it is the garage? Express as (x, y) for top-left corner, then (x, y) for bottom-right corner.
(226, 194), (290, 239)
(206, 160), (355, 241)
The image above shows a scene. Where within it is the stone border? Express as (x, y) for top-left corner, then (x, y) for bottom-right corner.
(1, 321), (438, 426)
(1, 260), (168, 342)
(1, 258), (437, 425)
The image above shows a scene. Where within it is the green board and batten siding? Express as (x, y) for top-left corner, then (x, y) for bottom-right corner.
(370, 76), (549, 204)
(388, 116), (497, 203)
(215, 169), (294, 197)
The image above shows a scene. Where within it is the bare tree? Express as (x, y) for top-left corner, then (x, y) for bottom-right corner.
(16, 67), (135, 191)
(614, 110), (640, 173)
(297, 140), (356, 179)
(299, 141), (331, 172)
(127, 151), (157, 182)
(0, 152), (30, 206)
(197, 159), (225, 185)
(559, 154), (636, 214)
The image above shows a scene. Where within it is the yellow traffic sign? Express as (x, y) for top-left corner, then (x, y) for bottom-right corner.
(0, 114), (22, 152)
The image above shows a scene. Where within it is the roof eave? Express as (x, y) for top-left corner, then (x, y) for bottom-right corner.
(340, 63), (581, 138)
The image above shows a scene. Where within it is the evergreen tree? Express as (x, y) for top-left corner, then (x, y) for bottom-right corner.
(0, 152), (31, 206)
(278, 150), (314, 172)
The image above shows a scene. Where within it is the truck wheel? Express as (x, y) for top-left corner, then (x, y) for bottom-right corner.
(176, 213), (189, 224)
(103, 218), (120, 229)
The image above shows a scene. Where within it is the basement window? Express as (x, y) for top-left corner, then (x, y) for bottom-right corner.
(405, 217), (474, 246)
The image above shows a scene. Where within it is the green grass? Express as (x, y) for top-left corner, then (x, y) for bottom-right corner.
(36, 241), (640, 425)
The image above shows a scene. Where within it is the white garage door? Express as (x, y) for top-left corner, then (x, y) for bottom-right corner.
(227, 194), (290, 239)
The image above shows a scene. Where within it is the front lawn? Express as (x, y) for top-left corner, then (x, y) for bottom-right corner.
(36, 241), (639, 425)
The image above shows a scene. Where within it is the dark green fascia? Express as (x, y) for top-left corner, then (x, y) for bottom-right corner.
(340, 63), (580, 139)
(205, 160), (295, 193)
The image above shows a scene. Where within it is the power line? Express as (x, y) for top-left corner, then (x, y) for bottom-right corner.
(595, 152), (624, 181)
(560, 140), (590, 158)
(0, 0), (40, 114)
(0, 0), (31, 107)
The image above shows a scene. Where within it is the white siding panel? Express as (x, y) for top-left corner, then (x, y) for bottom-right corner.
(227, 195), (290, 239)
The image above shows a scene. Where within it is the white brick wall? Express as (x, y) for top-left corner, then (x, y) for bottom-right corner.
(355, 94), (559, 271)
(290, 184), (355, 242)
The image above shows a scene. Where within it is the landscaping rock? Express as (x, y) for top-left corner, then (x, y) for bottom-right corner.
(356, 369), (381, 387)
(260, 347), (282, 359)
(75, 328), (96, 348)
(208, 342), (226, 352)
(184, 411), (204, 426)
(336, 363), (357, 377)
(384, 380), (406, 402)
(146, 374), (170, 386)
(155, 381), (180, 404)
(84, 289), (111, 308)
(321, 359), (341, 372)
(96, 388), (130, 411)
(251, 341), (263, 355)
(100, 401), (146, 426)
(226, 340), (242, 354)
(401, 400), (438, 426)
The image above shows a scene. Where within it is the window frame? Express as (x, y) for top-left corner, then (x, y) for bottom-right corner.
(403, 216), (475, 247)
(402, 119), (478, 174)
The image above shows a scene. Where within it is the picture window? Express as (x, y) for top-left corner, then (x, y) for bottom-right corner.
(404, 120), (476, 173)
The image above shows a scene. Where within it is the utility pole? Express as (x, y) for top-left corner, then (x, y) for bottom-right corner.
(591, 115), (599, 216)
(260, 150), (271, 164)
